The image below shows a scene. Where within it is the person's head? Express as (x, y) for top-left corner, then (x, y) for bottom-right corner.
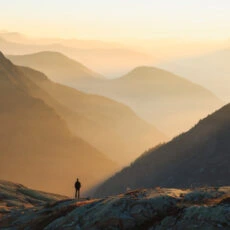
(77, 178), (79, 182)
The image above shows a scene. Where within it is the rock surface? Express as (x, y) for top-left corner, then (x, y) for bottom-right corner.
(0, 182), (230, 230)
(0, 180), (67, 216)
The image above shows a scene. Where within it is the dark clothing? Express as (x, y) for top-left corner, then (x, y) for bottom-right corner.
(74, 180), (81, 199)
(75, 181), (81, 190)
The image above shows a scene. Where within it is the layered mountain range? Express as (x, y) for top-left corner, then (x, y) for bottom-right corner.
(0, 51), (117, 195)
(0, 33), (154, 76)
(9, 51), (222, 137)
(0, 51), (167, 197)
(8, 51), (103, 84)
(20, 65), (166, 164)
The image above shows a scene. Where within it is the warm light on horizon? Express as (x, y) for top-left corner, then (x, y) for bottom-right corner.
(1, 0), (230, 41)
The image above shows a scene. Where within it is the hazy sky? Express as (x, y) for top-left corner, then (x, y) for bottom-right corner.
(1, 0), (230, 41)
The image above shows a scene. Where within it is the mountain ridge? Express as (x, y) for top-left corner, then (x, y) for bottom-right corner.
(18, 64), (166, 164)
(94, 103), (230, 197)
(8, 51), (104, 84)
(71, 65), (222, 137)
(0, 36), (154, 76)
(9, 53), (221, 137)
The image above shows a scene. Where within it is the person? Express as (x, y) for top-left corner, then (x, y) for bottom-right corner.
(74, 178), (81, 199)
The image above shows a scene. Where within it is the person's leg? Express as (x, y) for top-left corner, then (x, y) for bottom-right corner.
(75, 190), (77, 199)
(78, 189), (80, 199)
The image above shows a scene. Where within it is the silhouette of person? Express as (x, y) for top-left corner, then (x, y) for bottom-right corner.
(75, 178), (81, 199)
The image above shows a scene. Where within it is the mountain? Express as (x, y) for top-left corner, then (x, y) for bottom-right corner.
(8, 51), (103, 84)
(0, 51), (117, 196)
(72, 66), (222, 137)
(18, 66), (166, 165)
(1, 181), (230, 229)
(9, 52), (222, 137)
(94, 104), (230, 197)
(159, 48), (230, 101)
(0, 32), (27, 43)
(0, 31), (123, 49)
(8, 53), (222, 137)
(0, 36), (154, 77)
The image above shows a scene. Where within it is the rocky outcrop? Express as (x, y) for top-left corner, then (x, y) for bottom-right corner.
(1, 186), (230, 229)
(0, 180), (67, 216)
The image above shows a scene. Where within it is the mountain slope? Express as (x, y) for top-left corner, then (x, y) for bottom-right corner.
(19, 66), (166, 164)
(73, 66), (222, 137)
(159, 48), (230, 101)
(0, 51), (117, 196)
(94, 104), (230, 197)
(8, 51), (103, 84)
(9, 51), (222, 137)
(8, 53), (222, 137)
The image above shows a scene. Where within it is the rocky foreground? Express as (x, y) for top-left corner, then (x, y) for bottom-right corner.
(0, 180), (67, 214)
(0, 181), (230, 229)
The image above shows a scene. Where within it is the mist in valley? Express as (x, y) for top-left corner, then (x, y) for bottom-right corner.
(0, 1), (230, 228)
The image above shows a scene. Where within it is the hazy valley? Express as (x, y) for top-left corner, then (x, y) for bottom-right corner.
(0, 51), (120, 195)
(160, 48), (230, 102)
(8, 51), (223, 137)
(0, 4), (230, 226)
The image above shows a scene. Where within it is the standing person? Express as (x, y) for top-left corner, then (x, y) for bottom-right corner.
(74, 178), (81, 199)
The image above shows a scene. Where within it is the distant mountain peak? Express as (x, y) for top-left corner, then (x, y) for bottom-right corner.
(28, 50), (69, 58)
(121, 66), (179, 81)
(8, 51), (104, 83)
(10, 51), (80, 63)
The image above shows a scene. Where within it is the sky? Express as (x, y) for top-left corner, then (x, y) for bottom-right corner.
(1, 0), (230, 41)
